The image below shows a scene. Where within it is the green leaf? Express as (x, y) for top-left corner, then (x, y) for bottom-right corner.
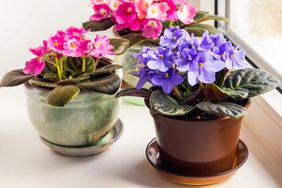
(29, 78), (57, 88)
(204, 15), (229, 22)
(82, 18), (115, 32)
(203, 84), (228, 101)
(121, 33), (146, 47)
(193, 11), (209, 22)
(47, 85), (80, 107)
(115, 88), (152, 100)
(222, 68), (281, 99)
(150, 90), (195, 116)
(109, 38), (130, 55)
(88, 64), (123, 77)
(185, 23), (222, 36)
(0, 69), (34, 87)
(57, 76), (90, 86)
(196, 102), (246, 119)
(78, 73), (121, 95)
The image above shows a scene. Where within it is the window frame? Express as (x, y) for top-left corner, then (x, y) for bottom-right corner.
(207, 0), (282, 163)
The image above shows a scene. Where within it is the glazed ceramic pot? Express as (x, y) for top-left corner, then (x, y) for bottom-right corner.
(25, 84), (120, 147)
(147, 100), (250, 176)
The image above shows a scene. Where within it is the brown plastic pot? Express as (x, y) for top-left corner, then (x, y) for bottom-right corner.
(146, 100), (250, 176)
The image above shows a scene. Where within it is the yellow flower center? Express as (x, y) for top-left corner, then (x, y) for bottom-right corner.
(230, 54), (235, 59)
(151, 8), (157, 14)
(165, 73), (169, 78)
(149, 21), (157, 28)
(70, 43), (77, 48)
(113, 2), (118, 9)
(199, 63), (204, 68)
(159, 55), (164, 59)
(54, 42), (59, 47)
(127, 7), (132, 13)
(173, 37), (177, 41)
(100, 8), (107, 16)
(96, 42), (101, 48)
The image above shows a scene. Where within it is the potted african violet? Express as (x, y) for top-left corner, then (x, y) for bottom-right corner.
(116, 27), (280, 185)
(83, 0), (228, 91)
(0, 26), (130, 157)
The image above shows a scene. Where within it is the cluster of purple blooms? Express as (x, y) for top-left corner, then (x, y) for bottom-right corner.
(134, 27), (247, 94)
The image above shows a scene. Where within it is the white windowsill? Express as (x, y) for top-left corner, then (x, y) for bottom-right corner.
(0, 87), (281, 188)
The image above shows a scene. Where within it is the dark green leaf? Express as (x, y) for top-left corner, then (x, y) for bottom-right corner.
(57, 76), (90, 86)
(109, 38), (130, 55)
(203, 84), (228, 101)
(78, 73), (121, 95)
(204, 15), (229, 22)
(150, 90), (195, 116)
(0, 69), (34, 87)
(196, 102), (246, 119)
(115, 88), (152, 100)
(47, 85), (80, 107)
(121, 33), (146, 47)
(222, 68), (281, 99)
(88, 64), (123, 77)
(82, 18), (115, 32)
(29, 78), (57, 88)
(185, 23), (222, 36)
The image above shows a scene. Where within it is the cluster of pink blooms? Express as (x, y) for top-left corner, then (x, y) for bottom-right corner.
(24, 27), (113, 76)
(89, 0), (197, 39)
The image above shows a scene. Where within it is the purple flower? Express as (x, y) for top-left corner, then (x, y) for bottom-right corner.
(160, 27), (189, 49)
(210, 33), (226, 48)
(133, 47), (153, 66)
(199, 31), (213, 51)
(151, 68), (184, 94)
(187, 53), (226, 86)
(147, 47), (174, 72)
(136, 68), (157, 90)
(175, 47), (197, 72)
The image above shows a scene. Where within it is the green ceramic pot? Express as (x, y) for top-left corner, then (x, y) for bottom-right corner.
(24, 84), (120, 147)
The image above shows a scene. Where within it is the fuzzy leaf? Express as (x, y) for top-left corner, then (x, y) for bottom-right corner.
(193, 11), (209, 22)
(222, 68), (281, 99)
(88, 64), (123, 77)
(0, 69), (34, 87)
(121, 33), (146, 46)
(205, 15), (229, 22)
(196, 102), (246, 119)
(109, 38), (130, 55)
(150, 90), (195, 116)
(185, 23), (222, 36)
(115, 88), (152, 100)
(78, 73), (121, 94)
(204, 84), (228, 101)
(29, 78), (57, 88)
(47, 85), (80, 107)
(82, 18), (115, 32)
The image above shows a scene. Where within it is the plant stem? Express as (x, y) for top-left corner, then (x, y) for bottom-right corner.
(55, 57), (62, 81)
(173, 87), (182, 100)
(94, 58), (100, 71)
(82, 57), (86, 72)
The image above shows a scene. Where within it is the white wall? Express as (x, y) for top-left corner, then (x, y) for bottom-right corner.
(0, 0), (92, 75)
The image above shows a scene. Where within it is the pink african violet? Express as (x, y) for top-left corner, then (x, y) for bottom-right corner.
(177, 2), (197, 25)
(90, 4), (111, 21)
(114, 2), (137, 24)
(24, 26), (113, 76)
(146, 2), (168, 21)
(142, 19), (163, 39)
(89, 0), (198, 40)
(23, 57), (45, 76)
(90, 35), (114, 58)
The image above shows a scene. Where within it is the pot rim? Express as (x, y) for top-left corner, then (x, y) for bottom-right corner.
(145, 99), (251, 123)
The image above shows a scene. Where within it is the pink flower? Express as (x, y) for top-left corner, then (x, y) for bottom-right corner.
(90, 35), (113, 58)
(89, 0), (108, 6)
(177, 3), (197, 25)
(47, 31), (66, 53)
(115, 18), (142, 31)
(114, 2), (137, 24)
(63, 38), (91, 57)
(160, 0), (177, 21)
(142, 19), (163, 39)
(135, 0), (153, 19)
(23, 57), (45, 76)
(108, 0), (121, 10)
(146, 2), (168, 21)
(66, 27), (87, 39)
(90, 4), (111, 21)
(29, 40), (50, 57)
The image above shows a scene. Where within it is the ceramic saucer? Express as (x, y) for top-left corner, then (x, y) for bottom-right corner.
(146, 138), (249, 186)
(40, 119), (124, 157)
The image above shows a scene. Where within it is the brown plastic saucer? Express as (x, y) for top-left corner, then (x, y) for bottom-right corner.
(40, 119), (124, 157)
(146, 138), (249, 186)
